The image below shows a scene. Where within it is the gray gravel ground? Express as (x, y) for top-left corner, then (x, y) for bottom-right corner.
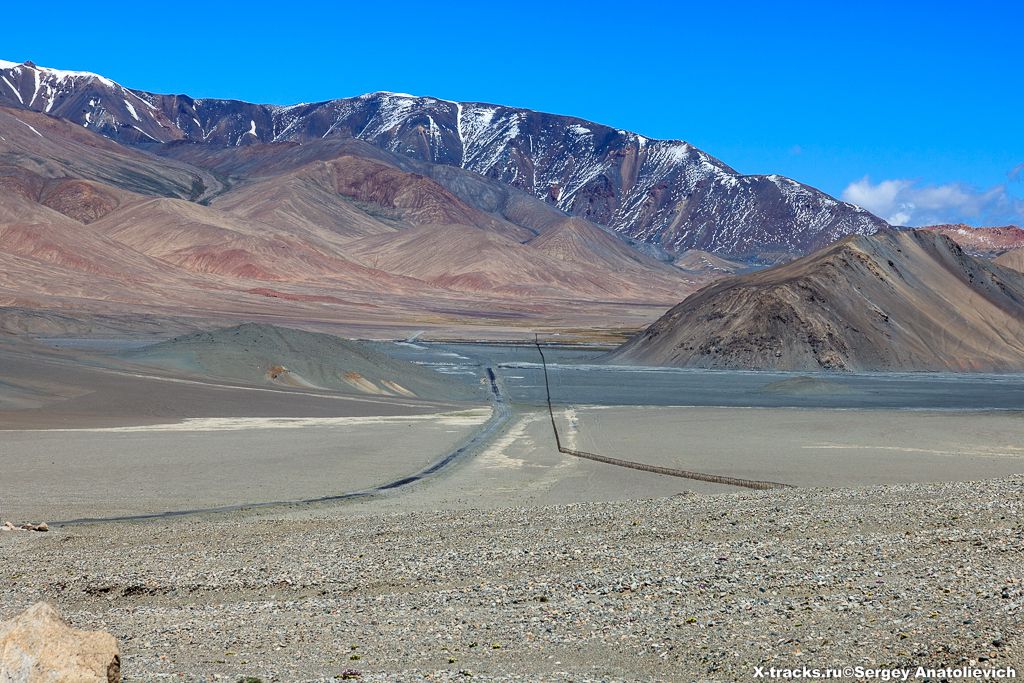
(2, 477), (1022, 682)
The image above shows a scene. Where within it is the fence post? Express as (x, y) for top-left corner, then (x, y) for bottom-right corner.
(533, 335), (793, 491)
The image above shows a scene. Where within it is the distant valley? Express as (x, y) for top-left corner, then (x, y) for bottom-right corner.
(3, 57), (1023, 370)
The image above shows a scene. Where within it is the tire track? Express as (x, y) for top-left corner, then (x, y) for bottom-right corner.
(52, 367), (512, 526)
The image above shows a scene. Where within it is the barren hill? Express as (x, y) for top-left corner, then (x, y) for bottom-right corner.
(213, 155), (534, 241)
(87, 197), (410, 285)
(608, 229), (1024, 372)
(994, 248), (1024, 273)
(0, 59), (893, 336)
(527, 217), (669, 272)
(124, 323), (482, 400)
(0, 106), (219, 201)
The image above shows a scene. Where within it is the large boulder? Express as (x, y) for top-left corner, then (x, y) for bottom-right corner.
(0, 602), (120, 682)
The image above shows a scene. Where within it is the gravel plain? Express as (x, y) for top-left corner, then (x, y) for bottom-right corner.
(2, 476), (1022, 682)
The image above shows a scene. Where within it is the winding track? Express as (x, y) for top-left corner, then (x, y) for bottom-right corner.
(51, 343), (790, 527)
(52, 367), (512, 526)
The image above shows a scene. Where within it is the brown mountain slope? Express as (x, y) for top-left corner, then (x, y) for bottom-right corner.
(0, 191), (228, 311)
(0, 167), (133, 223)
(608, 229), (1024, 372)
(0, 100), (703, 333)
(210, 164), (407, 242)
(994, 248), (1024, 273)
(346, 223), (607, 297)
(525, 217), (701, 296)
(211, 154), (537, 242)
(346, 223), (691, 299)
(0, 192), (177, 279)
(179, 149), (699, 300)
(310, 156), (534, 240)
(161, 138), (591, 240)
(527, 217), (670, 271)
(0, 107), (220, 201)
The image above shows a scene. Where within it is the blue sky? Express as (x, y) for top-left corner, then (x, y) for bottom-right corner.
(5, 1), (1021, 226)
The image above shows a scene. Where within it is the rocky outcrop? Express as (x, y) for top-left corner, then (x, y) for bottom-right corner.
(0, 602), (120, 682)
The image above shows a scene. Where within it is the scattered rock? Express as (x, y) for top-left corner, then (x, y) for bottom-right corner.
(2, 478), (1021, 681)
(0, 521), (48, 532)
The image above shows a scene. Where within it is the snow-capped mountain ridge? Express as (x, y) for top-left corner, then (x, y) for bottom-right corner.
(0, 60), (117, 88)
(0, 59), (888, 256)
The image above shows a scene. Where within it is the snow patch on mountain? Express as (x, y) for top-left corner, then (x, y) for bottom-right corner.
(0, 76), (22, 104)
(17, 118), (43, 138)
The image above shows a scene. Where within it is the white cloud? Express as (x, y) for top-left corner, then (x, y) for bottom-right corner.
(841, 176), (1024, 227)
(1009, 163), (1024, 182)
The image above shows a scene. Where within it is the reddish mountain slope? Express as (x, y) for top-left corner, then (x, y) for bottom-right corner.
(88, 198), (399, 283)
(0, 81), (707, 333)
(211, 155), (537, 242)
(0, 169), (130, 223)
(527, 217), (669, 271)
(921, 224), (1024, 257)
